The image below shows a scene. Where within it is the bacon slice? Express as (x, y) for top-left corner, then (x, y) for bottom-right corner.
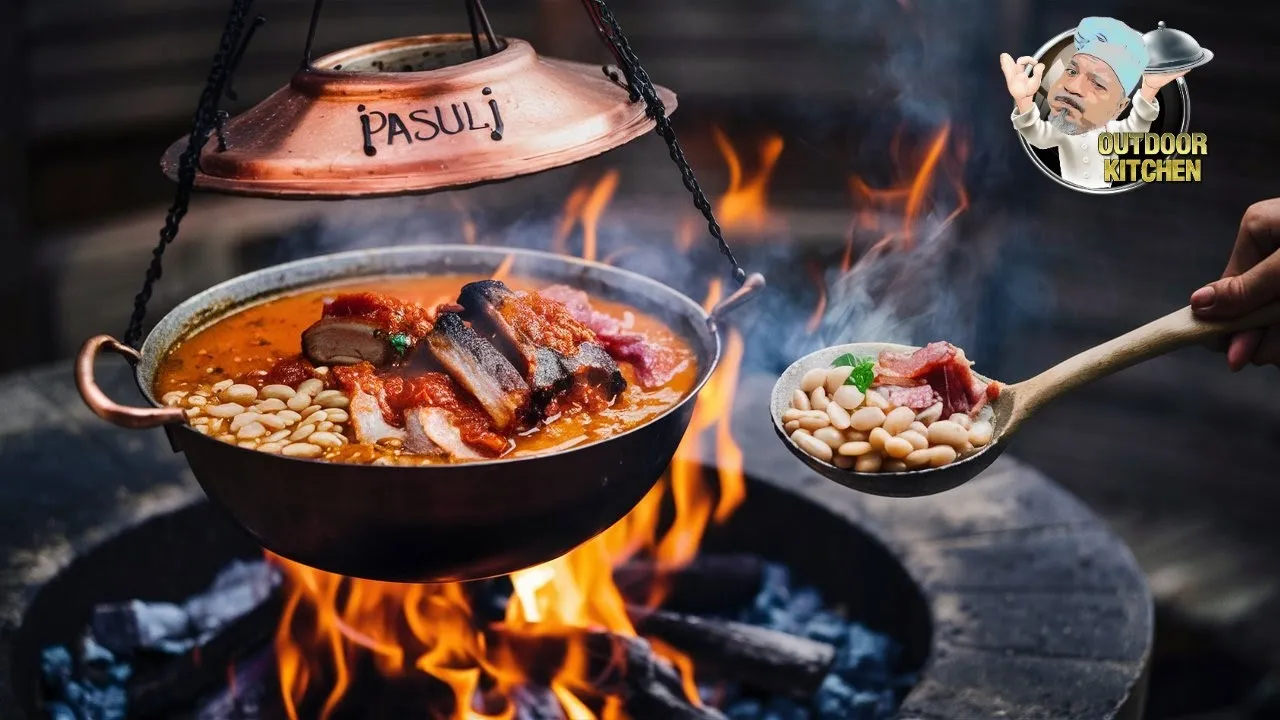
(538, 285), (688, 388)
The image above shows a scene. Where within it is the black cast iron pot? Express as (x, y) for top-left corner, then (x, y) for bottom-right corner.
(75, 246), (763, 583)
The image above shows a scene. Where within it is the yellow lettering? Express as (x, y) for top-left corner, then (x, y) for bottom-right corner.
(1186, 159), (1201, 181)
(1103, 157), (1121, 182)
(1174, 133), (1192, 154)
(1097, 133), (1113, 154)
(1144, 134), (1160, 154)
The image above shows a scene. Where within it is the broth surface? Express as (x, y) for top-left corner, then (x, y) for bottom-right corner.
(155, 274), (699, 463)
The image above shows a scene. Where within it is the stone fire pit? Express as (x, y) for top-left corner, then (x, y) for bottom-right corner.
(0, 364), (1152, 719)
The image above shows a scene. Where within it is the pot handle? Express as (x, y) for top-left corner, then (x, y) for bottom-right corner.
(76, 335), (187, 429)
(708, 272), (766, 328)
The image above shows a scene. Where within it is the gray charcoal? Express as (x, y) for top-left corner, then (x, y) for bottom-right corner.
(89, 559), (279, 656)
(40, 637), (132, 720)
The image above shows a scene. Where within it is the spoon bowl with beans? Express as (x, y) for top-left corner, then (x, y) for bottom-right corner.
(771, 301), (1280, 497)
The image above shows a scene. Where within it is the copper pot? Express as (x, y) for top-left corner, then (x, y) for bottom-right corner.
(77, 246), (762, 582)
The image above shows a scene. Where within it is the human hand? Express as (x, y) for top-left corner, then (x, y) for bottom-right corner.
(1190, 199), (1280, 369)
(1139, 69), (1188, 102)
(999, 53), (1044, 104)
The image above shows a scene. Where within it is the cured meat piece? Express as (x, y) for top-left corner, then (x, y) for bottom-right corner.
(424, 312), (531, 431)
(539, 285), (688, 388)
(404, 407), (483, 460)
(303, 317), (396, 367)
(459, 280), (625, 408)
(876, 342), (956, 380)
(882, 385), (941, 410)
(877, 342), (999, 417)
(322, 292), (434, 340)
(348, 388), (406, 445)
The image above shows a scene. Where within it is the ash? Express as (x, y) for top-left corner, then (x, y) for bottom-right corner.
(716, 564), (912, 720)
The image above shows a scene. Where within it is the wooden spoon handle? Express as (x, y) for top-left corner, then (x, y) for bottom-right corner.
(1007, 301), (1280, 429)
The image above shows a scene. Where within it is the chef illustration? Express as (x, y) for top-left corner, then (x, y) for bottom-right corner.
(1000, 16), (1191, 189)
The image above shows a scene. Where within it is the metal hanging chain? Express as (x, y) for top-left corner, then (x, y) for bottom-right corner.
(122, 0), (256, 347)
(583, 0), (747, 286)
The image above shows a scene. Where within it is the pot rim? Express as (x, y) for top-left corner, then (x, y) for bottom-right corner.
(137, 244), (725, 469)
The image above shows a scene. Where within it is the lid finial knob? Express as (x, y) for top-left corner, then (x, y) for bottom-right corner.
(1157, 20), (1166, 29)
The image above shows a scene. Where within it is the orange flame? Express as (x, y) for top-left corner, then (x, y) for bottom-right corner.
(274, 195), (748, 716)
(712, 128), (784, 234)
(553, 171), (620, 262)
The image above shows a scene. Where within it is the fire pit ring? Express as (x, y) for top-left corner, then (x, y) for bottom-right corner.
(0, 370), (1152, 719)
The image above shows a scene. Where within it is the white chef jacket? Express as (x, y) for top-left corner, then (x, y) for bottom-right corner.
(1012, 94), (1160, 189)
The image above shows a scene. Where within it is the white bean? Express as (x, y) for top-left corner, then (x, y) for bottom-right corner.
(161, 391), (186, 407)
(303, 409), (328, 425)
(254, 398), (287, 412)
(792, 430), (833, 462)
(289, 424), (316, 442)
(186, 395), (207, 407)
(905, 449), (932, 469)
(258, 442), (286, 454)
(191, 417), (211, 427)
(313, 366), (330, 377)
(216, 433), (235, 443)
(236, 421), (267, 440)
(782, 408), (805, 423)
(928, 444), (958, 467)
(824, 366), (853, 394)
(266, 429), (291, 443)
(969, 421), (994, 447)
(916, 402), (943, 425)
(238, 440), (259, 449)
(849, 406), (887, 432)
(868, 426), (891, 452)
(826, 402), (851, 430)
(837, 441), (873, 457)
(324, 409), (349, 424)
(797, 412), (830, 431)
(302, 404), (322, 417)
(854, 452), (882, 473)
(222, 383), (259, 404)
(809, 386), (828, 411)
(791, 389), (811, 411)
(185, 407), (203, 419)
(287, 393), (313, 412)
(277, 410), (302, 426)
(261, 384), (296, 400)
(317, 421), (334, 433)
(948, 413), (973, 430)
(883, 459), (908, 472)
(909, 421), (928, 434)
(314, 390), (349, 408)
(865, 389), (890, 410)
(298, 379), (324, 397)
(784, 420), (801, 433)
(883, 436), (914, 459)
(212, 379), (234, 394)
(193, 425), (211, 435)
(282, 442), (322, 458)
(899, 430), (929, 451)
(309, 431), (343, 448)
(258, 414), (287, 431)
(230, 412), (262, 432)
(832, 385), (865, 411)
(833, 455), (856, 469)
(844, 429), (869, 443)
(812, 426), (845, 450)
(883, 406), (916, 436)
(799, 368), (828, 393)
(206, 403), (246, 418)
(926, 420), (968, 449)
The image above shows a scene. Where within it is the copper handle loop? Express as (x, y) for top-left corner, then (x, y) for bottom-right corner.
(708, 272), (766, 330)
(76, 335), (188, 429)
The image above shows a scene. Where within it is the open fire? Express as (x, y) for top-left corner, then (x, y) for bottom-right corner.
(268, 122), (964, 720)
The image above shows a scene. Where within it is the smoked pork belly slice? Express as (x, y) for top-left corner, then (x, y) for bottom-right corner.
(302, 292), (434, 368)
(538, 284), (687, 388)
(424, 312), (531, 431)
(458, 280), (625, 407)
(881, 385), (942, 410)
(404, 407), (483, 460)
(348, 388), (406, 445)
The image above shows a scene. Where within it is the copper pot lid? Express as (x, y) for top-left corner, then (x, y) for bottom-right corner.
(1142, 21), (1214, 73)
(160, 35), (676, 199)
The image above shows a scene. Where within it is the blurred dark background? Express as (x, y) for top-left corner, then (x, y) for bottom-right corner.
(1, 0), (1278, 716)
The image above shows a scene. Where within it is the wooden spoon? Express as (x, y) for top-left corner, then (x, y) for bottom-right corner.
(771, 302), (1280, 497)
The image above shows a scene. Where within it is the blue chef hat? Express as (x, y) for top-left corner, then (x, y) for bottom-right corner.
(1074, 17), (1149, 95)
